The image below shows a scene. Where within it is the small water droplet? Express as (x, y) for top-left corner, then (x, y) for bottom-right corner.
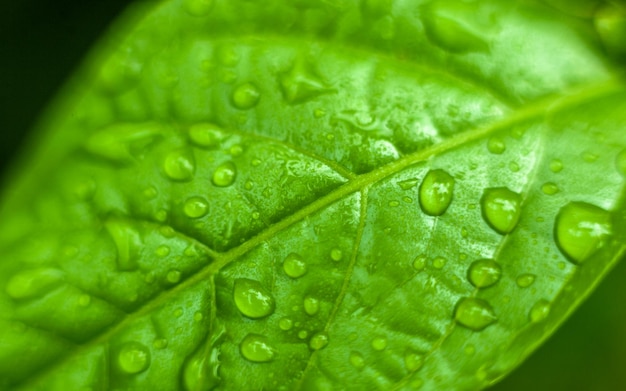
(78, 294), (91, 307)
(278, 317), (293, 331)
(467, 259), (502, 288)
(464, 344), (476, 356)
(153, 338), (168, 349)
(550, 159), (563, 173)
(371, 337), (387, 351)
(283, 253), (307, 278)
(240, 334), (276, 363)
(487, 137), (506, 154)
(419, 169), (455, 216)
(143, 186), (158, 199)
(404, 351), (424, 372)
(304, 296), (320, 316)
(413, 254), (427, 271)
(454, 297), (497, 331)
(555, 202), (612, 264)
(529, 299), (550, 323)
(388, 200), (400, 207)
(183, 0), (214, 17)
(156, 245), (170, 258)
(509, 161), (520, 172)
(163, 149), (195, 181)
(184, 196), (209, 218)
(398, 178), (419, 190)
(5, 268), (64, 300)
(330, 248), (343, 262)
(481, 187), (522, 234)
(298, 330), (308, 339)
(117, 342), (151, 374)
(541, 182), (559, 195)
(432, 256), (446, 269)
(582, 151), (599, 163)
(233, 278), (275, 319)
(516, 274), (536, 288)
(232, 83), (260, 109)
(166, 270), (181, 284)
(616, 149), (626, 177)
(212, 161), (237, 187)
(194, 312), (204, 322)
(188, 123), (224, 148)
(309, 332), (329, 351)
(349, 352), (365, 370)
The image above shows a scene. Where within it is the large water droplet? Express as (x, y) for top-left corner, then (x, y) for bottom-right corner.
(232, 83), (260, 109)
(555, 202), (612, 264)
(481, 187), (522, 234)
(419, 169), (455, 216)
(309, 332), (329, 351)
(117, 342), (151, 374)
(467, 259), (502, 288)
(163, 149), (195, 181)
(283, 253), (307, 278)
(529, 299), (551, 323)
(454, 297), (497, 331)
(188, 123), (225, 148)
(233, 278), (275, 319)
(184, 196), (209, 218)
(212, 162), (237, 187)
(240, 334), (276, 363)
(304, 296), (320, 316)
(5, 268), (64, 300)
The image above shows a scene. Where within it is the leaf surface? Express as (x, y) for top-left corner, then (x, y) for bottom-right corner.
(1, 0), (625, 390)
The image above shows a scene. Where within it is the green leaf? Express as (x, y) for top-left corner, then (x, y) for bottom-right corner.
(1, 0), (625, 390)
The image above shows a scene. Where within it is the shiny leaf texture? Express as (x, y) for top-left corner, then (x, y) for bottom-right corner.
(1, 0), (625, 390)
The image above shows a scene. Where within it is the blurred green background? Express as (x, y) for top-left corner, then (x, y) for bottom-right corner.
(1, 1), (625, 390)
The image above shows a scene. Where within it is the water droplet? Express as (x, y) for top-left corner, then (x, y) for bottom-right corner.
(371, 337), (387, 351)
(419, 169), (455, 216)
(283, 253), (307, 278)
(398, 178), (419, 190)
(183, 0), (214, 16)
(166, 270), (181, 284)
(279, 60), (331, 104)
(555, 202), (612, 264)
(616, 149), (626, 177)
(117, 342), (151, 374)
(188, 123), (224, 148)
(529, 299), (551, 323)
(163, 149), (195, 181)
(233, 278), (275, 319)
(298, 330), (308, 339)
(464, 344), (476, 356)
(349, 352), (365, 370)
(516, 274), (536, 288)
(432, 256), (446, 269)
(153, 338), (168, 349)
(550, 159), (563, 173)
(509, 162), (520, 172)
(467, 259), (502, 288)
(388, 200), (400, 207)
(454, 297), (497, 331)
(156, 245), (170, 257)
(309, 332), (329, 350)
(278, 317), (293, 331)
(330, 248), (343, 262)
(413, 254), (427, 271)
(78, 294), (91, 307)
(212, 161), (237, 187)
(240, 334), (276, 363)
(184, 196), (209, 218)
(487, 137), (506, 154)
(232, 83), (260, 109)
(106, 219), (143, 271)
(541, 182), (559, 195)
(422, 2), (489, 53)
(5, 268), (64, 300)
(229, 145), (243, 156)
(582, 151), (599, 163)
(304, 296), (320, 316)
(481, 187), (522, 234)
(404, 351), (424, 372)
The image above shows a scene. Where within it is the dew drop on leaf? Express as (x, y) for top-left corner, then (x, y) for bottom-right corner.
(467, 259), (502, 288)
(232, 83), (260, 109)
(309, 332), (329, 351)
(212, 161), (237, 187)
(432, 256), (446, 269)
(480, 187), (522, 234)
(550, 159), (564, 173)
(188, 123), (224, 148)
(418, 169), (455, 216)
(283, 253), (307, 278)
(163, 149), (195, 181)
(529, 299), (551, 323)
(184, 196), (209, 218)
(349, 352), (365, 370)
(278, 317), (293, 331)
(487, 137), (506, 154)
(304, 296), (320, 316)
(371, 337), (387, 351)
(166, 269), (181, 284)
(516, 274), (536, 288)
(153, 338), (168, 349)
(541, 182), (560, 195)
(413, 254), (427, 271)
(454, 297), (497, 331)
(330, 248), (343, 262)
(5, 268), (64, 300)
(554, 202), (612, 264)
(240, 334), (276, 363)
(404, 351), (424, 372)
(117, 342), (151, 374)
(233, 278), (275, 319)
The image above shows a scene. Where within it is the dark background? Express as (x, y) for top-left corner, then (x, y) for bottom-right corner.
(1, 1), (626, 390)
